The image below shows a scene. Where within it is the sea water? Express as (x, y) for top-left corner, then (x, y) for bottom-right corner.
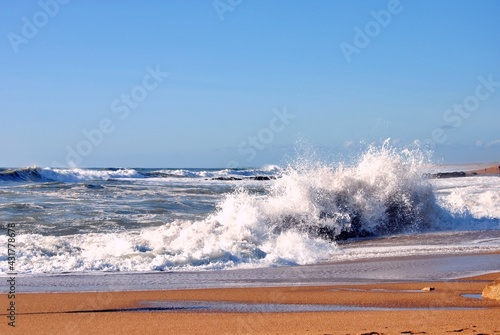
(1, 144), (499, 278)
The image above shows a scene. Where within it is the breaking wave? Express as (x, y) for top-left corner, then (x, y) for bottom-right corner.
(1, 142), (461, 274)
(0, 166), (280, 183)
(0, 167), (143, 183)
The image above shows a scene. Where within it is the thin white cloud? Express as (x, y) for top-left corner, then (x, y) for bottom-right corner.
(486, 139), (500, 147)
(474, 139), (500, 148)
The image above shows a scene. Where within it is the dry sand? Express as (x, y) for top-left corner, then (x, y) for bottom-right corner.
(2, 272), (499, 335)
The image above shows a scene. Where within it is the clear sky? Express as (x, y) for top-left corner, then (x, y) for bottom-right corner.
(1, 0), (499, 168)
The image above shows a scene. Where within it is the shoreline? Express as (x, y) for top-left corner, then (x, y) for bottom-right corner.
(428, 164), (500, 178)
(3, 272), (499, 334)
(467, 164), (500, 176)
(11, 250), (500, 293)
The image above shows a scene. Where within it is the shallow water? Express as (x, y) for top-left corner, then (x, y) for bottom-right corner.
(461, 293), (483, 300)
(137, 300), (483, 313)
(12, 253), (500, 293)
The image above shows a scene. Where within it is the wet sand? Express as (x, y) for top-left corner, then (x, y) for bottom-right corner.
(3, 272), (500, 335)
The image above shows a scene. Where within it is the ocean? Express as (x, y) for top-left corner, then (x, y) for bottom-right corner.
(1, 145), (499, 291)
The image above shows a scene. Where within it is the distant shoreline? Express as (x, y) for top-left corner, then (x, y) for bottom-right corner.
(426, 164), (500, 179)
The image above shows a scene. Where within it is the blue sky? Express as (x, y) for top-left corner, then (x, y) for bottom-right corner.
(1, 0), (499, 168)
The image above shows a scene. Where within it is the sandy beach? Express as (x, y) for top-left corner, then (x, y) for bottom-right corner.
(3, 272), (499, 335)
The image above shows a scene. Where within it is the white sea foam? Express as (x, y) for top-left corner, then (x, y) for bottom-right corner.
(432, 176), (500, 230)
(39, 168), (143, 182)
(2, 143), (499, 274)
(146, 167), (281, 180)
